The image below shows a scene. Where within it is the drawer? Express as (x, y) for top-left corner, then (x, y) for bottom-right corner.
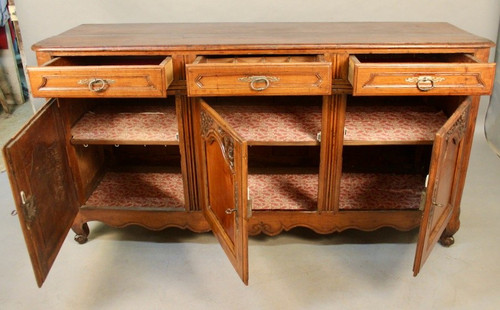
(185, 55), (332, 96)
(28, 57), (174, 98)
(348, 54), (495, 96)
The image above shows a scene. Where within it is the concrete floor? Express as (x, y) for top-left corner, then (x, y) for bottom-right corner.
(1, 101), (499, 309)
(0, 102), (34, 171)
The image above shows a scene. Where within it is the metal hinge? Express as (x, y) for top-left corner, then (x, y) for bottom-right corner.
(20, 191), (36, 229)
(247, 190), (253, 219)
(419, 175), (429, 211)
(419, 191), (426, 211)
(316, 132), (321, 142)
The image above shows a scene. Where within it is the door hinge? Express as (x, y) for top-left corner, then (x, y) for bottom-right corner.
(247, 190), (253, 219)
(419, 191), (426, 211)
(20, 191), (36, 229)
(316, 132), (321, 142)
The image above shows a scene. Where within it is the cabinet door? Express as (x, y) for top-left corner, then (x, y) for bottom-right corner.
(200, 101), (249, 284)
(413, 98), (471, 276)
(3, 100), (79, 287)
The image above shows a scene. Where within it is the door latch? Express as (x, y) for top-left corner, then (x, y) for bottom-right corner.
(20, 191), (36, 229)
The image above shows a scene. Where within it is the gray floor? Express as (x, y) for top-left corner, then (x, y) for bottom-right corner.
(1, 101), (499, 310)
(0, 102), (34, 172)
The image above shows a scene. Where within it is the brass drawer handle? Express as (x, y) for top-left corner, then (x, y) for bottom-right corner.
(406, 76), (445, 92)
(78, 78), (115, 92)
(239, 76), (280, 91)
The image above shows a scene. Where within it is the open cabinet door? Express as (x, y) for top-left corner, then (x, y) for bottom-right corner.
(3, 100), (79, 287)
(199, 101), (249, 284)
(413, 98), (471, 276)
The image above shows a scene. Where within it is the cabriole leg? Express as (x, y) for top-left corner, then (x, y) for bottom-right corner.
(72, 219), (90, 244)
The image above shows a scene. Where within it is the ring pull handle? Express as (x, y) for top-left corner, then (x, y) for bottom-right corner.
(416, 77), (434, 92)
(250, 77), (270, 91)
(406, 76), (445, 92)
(88, 78), (109, 92)
(239, 76), (280, 91)
(78, 78), (115, 92)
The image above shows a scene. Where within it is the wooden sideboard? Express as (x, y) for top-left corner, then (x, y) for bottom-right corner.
(3, 23), (496, 286)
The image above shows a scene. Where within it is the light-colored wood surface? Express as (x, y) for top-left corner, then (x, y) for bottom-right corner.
(32, 23), (494, 52)
(348, 54), (495, 96)
(28, 57), (173, 98)
(186, 55), (331, 96)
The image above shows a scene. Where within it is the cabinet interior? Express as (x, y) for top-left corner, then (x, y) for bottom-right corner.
(203, 96), (322, 145)
(203, 96), (322, 211)
(195, 55), (324, 64)
(339, 96), (467, 211)
(48, 56), (168, 67)
(352, 53), (477, 64)
(61, 97), (185, 211)
(248, 146), (320, 211)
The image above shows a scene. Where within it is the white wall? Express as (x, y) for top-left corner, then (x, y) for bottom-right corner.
(14, 0), (500, 67)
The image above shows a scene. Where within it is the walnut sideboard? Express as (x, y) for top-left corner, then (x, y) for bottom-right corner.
(3, 23), (496, 286)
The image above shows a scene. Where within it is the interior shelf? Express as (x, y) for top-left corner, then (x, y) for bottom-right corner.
(248, 170), (318, 211)
(84, 169), (185, 210)
(339, 173), (425, 210)
(212, 104), (322, 145)
(344, 105), (447, 145)
(71, 104), (179, 145)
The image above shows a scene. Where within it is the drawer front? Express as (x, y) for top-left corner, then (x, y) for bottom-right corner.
(348, 55), (496, 96)
(186, 56), (332, 96)
(28, 57), (174, 98)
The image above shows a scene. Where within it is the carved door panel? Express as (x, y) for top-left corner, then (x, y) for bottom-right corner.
(413, 98), (471, 276)
(3, 100), (79, 287)
(199, 100), (249, 284)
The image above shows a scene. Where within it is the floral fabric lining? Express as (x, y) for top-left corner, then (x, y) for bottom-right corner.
(213, 105), (321, 143)
(248, 173), (318, 210)
(71, 105), (178, 144)
(339, 173), (425, 210)
(85, 171), (185, 209)
(345, 105), (447, 143)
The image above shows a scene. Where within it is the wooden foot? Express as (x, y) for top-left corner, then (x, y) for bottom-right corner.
(439, 235), (455, 247)
(72, 222), (90, 244)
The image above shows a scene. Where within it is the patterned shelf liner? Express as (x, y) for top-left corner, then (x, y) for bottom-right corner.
(85, 171), (185, 209)
(213, 105), (321, 144)
(340, 173), (425, 210)
(214, 104), (447, 144)
(248, 172), (319, 210)
(249, 172), (424, 211)
(345, 105), (447, 143)
(83, 170), (424, 211)
(71, 103), (446, 145)
(71, 105), (178, 145)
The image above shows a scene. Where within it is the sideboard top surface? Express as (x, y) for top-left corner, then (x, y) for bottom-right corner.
(32, 22), (494, 53)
